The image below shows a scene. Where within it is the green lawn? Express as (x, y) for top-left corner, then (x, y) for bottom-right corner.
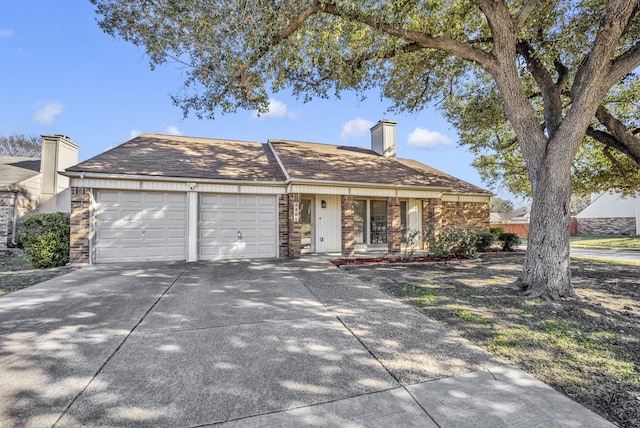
(570, 235), (640, 250)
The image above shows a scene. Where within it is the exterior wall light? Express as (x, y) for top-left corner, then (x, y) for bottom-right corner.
(321, 200), (327, 208)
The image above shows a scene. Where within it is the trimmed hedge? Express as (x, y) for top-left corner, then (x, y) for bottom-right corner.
(425, 226), (479, 259)
(19, 212), (70, 268)
(499, 232), (521, 251)
(476, 232), (497, 251)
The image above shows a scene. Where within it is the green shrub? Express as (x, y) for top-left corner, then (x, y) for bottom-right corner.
(19, 212), (70, 268)
(490, 227), (504, 236)
(499, 232), (521, 251)
(425, 226), (479, 259)
(476, 232), (497, 251)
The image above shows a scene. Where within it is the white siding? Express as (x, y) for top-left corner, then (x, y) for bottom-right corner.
(442, 194), (491, 203)
(70, 178), (284, 195)
(406, 198), (422, 247)
(314, 195), (341, 252)
(577, 192), (639, 218)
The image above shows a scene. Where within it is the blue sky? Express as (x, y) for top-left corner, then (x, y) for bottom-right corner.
(1, 2), (518, 202)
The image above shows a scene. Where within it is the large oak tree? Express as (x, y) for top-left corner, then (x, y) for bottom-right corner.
(92, 0), (640, 300)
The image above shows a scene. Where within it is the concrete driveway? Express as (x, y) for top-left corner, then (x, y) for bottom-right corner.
(0, 259), (614, 427)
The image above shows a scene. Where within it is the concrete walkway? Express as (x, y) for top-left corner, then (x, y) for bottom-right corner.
(570, 247), (640, 262)
(0, 259), (614, 427)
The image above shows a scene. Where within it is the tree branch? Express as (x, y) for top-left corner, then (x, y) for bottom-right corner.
(255, 4), (321, 61)
(602, 145), (631, 185)
(516, 40), (564, 137)
(572, 0), (639, 101)
(594, 104), (640, 166)
(514, 0), (545, 30)
(606, 39), (640, 88)
(318, 2), (495, 69)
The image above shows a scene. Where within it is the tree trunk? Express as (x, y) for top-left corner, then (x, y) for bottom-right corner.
(521, 160), (576, 300)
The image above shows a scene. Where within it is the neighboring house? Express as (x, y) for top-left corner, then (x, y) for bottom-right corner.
(63, 120), (491, 264)
(0, 135), (79, 253)
(489, 207), (531, 238)
(490, 207), (530, 224)
(576, 191), (640, 235)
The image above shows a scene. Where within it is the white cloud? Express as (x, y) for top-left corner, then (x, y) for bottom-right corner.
(0, 29), (13, 39)
(32, 101), (63, 124)
(130, 129), (142, 139)
(165, 125), (182, 135)
(407, 127), (454, 149)
(252, 98), (292, 119)
(340, 118), (374, 141)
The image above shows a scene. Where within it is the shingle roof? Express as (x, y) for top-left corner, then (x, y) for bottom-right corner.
(66, 134), (287, 182)
(269, 140), (490, 194)
(0, 156), (41, 188)
(65, 134), (489, 194)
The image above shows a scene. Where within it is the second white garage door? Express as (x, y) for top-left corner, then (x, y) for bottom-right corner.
(199, 194), (277, 260)
(95, 191), (188, 263)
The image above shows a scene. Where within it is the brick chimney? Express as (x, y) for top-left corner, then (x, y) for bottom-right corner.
(370, 119), (397, 158)
(40, 135), (79, 204)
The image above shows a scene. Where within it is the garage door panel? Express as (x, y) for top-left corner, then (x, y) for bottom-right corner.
(123, 193), (143, 203)
(199, 194), (276, 260)
(239, 212), (256, 222)
(120, 230), (144, 241)
(95, 191), (187, 263)
(258, 211), (275, 222)
(258, 229), (275, 238)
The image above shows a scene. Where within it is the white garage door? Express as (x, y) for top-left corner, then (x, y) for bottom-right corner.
(199, 194), (277, 260)
(95, 191), (188, 263)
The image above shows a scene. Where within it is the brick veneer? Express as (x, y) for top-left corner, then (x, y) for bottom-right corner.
(341, 195), (355, 256)
(70, 187), (92, 264)
(578, 217), (636, 236)
(288, 193), (301, 259)
(278, 194), (289, 257)
(387, 197), (401, 253)
(441, 201), (490, 232)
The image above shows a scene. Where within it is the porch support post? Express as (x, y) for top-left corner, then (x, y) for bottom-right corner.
(341, 195), (355, 256)
(387, 197), (401, 254)
(288, 193), (301, 259)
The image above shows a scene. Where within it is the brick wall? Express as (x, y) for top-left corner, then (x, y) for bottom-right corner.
(441, 201), (490, 232)
(278, 195), (289, 257)
(577, 217), (636, 236)
(0, 195), (10, 255)
(387, 197), (401, 253)
(288, 193), (301, 259)
(69, 187), (92, 264)
(341, 195), (355, 256)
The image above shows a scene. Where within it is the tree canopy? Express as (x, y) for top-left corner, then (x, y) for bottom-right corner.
(92, 0), (640, 299)
(0, 134), (41, 157)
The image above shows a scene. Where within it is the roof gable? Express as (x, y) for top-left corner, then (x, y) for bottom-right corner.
(269, 140), (490, 194)
(67, 134), (287, 182)
(0, 156), (41, 188)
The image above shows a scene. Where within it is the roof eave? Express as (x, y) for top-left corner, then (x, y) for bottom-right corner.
(62, 170), (288, 186)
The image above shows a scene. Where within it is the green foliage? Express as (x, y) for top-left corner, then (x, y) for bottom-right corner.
(403, 229), (421, 258)
(19, 212), (70, 268)
(425, 226), (479, 259)
(489, 197), (514, 212)
(490, 227), (504, 236)
(476, 232), (497, 251)
(499, 232), (521, 251)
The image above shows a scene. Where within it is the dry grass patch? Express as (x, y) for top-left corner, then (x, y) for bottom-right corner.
(341, 253), (640, 427)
